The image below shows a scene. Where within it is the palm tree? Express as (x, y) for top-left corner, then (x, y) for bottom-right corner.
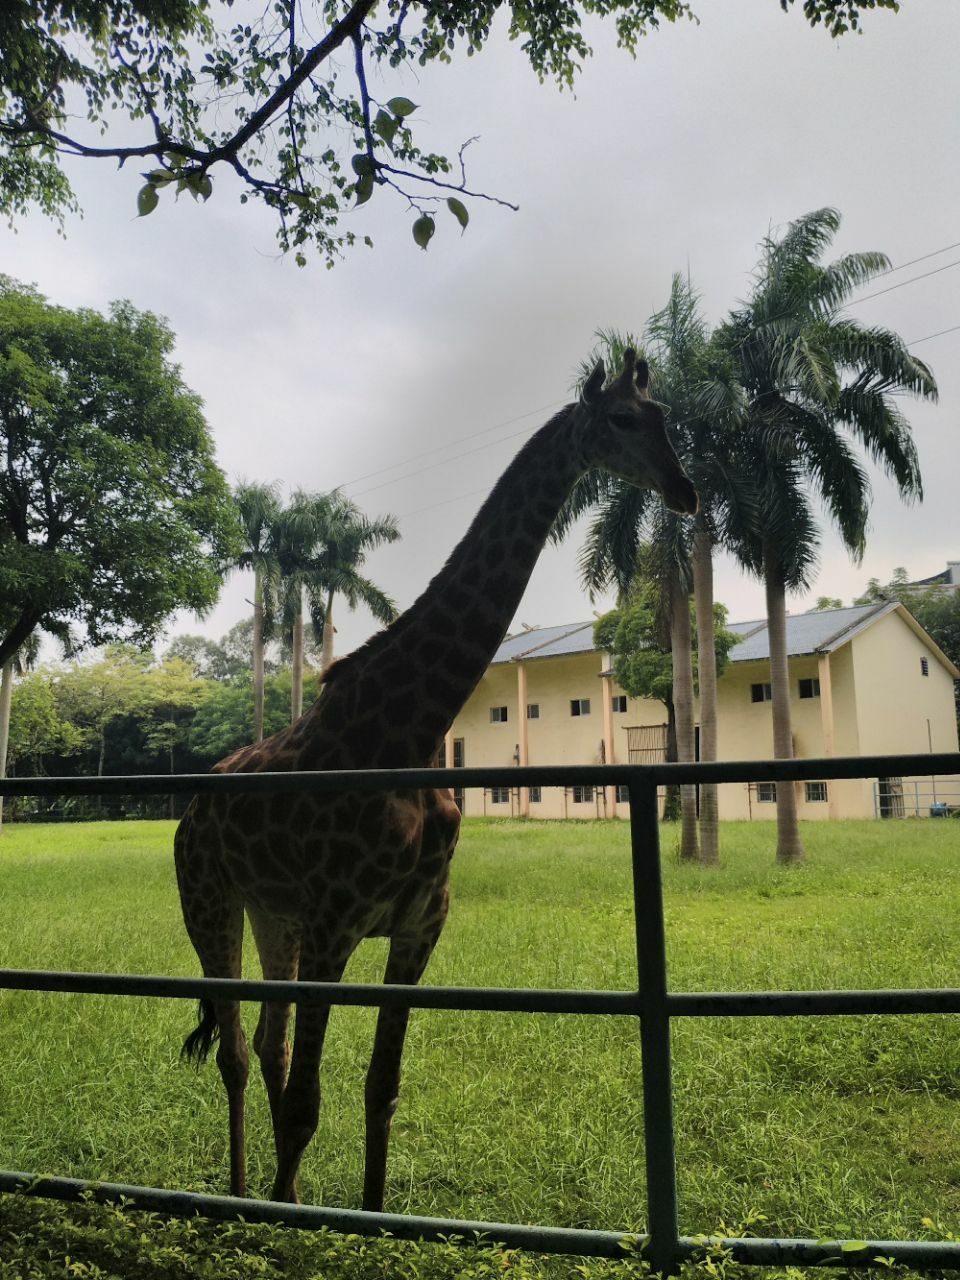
(553, 330), (701, 858)
(312, 492), (401, 675)
(233, 481), (283, 742)
(645, 281), (750, 865)
(720, 207), (937, 863)
(265, 491), (401, 720)
(557, 295), (746, 864)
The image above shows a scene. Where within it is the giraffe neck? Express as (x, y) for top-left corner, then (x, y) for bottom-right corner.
(318, 405), (588, 766)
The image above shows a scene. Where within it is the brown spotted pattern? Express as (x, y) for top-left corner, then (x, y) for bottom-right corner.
(173, 349), (697, 1210)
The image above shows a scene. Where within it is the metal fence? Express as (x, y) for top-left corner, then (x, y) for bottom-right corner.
(1, 751), (960, 1272)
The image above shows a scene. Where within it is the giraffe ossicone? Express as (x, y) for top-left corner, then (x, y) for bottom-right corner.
(173, 348), (697, 1209)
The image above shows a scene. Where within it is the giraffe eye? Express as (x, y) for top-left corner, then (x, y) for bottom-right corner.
(608, 412), (637, 431)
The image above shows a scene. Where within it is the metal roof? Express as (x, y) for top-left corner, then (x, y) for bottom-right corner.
(492, 601), (936, 667)
(727, 603), (886, 663)
(490, 621), (598, 665)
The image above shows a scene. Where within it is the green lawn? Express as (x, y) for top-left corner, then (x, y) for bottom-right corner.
(0, 814), (959, 1278)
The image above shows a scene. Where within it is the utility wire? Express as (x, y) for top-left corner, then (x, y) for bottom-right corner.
(907, 322), (960, 346)
(349, 244), (960, 509)
(337, 399), (565, 491)
(848, 258), (960, 306)
(871, 240), (960, 280)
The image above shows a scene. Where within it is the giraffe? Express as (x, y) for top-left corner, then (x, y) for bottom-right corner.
(173, 348), (698, 1211)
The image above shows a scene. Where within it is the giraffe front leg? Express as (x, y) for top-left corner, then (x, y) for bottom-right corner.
(271, 1000), (333, 1204)
(363, 930), (441, 1213)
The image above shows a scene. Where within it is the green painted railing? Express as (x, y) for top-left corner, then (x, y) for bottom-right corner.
(1, 752), (959, 1271)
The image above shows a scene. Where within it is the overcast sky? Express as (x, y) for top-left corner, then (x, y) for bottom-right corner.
(3, 0), (958, 662)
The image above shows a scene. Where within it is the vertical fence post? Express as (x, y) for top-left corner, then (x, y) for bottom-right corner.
(629, 772), (680, 1275)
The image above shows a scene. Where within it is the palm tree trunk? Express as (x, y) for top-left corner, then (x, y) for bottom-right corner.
(291, 585), (305, 722)
(671, 577), (699, 863)
(321, 590), (336, 674)
(692, 526), (719, 866)
(253, 568), (265, 742)
(0, 660), (13, 831)
(661, 697), (679, 821)
(763, 547), (805, 864)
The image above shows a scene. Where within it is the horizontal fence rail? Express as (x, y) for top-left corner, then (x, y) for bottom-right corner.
(1, 752), (959, 1272)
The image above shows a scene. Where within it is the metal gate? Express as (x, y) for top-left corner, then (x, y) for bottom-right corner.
(1, 751), (960, 1272)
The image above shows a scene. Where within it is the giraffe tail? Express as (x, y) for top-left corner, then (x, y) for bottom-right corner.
(181, 998), (220, 1066)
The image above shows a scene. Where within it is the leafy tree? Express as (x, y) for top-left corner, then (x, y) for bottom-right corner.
(188, 669), (317, 763)
(5, 667), (83, 776)
(52, 646), (153, 776)
(718, 208), (936, 864)
(813, 596), (845, 610)
(0, 279), (240, 671)
(140, 656), (207, 775)
(0, 1), (897, 261)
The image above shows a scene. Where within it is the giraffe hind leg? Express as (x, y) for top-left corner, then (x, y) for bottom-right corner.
(248, 907), (300, 1162)
(175, 825), (249, 1196)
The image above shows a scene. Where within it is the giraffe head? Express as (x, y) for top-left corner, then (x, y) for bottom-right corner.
(578, 348), (698, 515)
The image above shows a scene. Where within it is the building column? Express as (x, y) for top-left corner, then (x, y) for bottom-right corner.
(817, 653), (841, 819)
(601, 655), (617, 817)
(516, 661), (530, 817)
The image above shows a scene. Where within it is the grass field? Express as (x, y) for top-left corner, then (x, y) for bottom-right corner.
(1, 813), (960, 1277)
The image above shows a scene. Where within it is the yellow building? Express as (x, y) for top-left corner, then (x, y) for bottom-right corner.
(442, 604), (960, 821)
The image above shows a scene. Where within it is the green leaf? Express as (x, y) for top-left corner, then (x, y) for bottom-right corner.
(137, 184), (159, 217)
(355, 173), (375, 206)
(197, 173), (213, 202)
(412, 213), (435, 250)
(841, 1242), (870, 1253)
(143, 169), (175, 187)
(289, 193), (311, 211)
(351, 153), (375, 177)
(446, 196), (469, 231)
(373, 110), (397, 146)
(386, 96), (417, 119)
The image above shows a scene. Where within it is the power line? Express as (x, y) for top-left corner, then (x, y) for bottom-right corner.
(872, 240), (960, 280)
(351, 419), (549, 500)
(849, 258), (960, 306)
(907, 322), (960, 346)
(337, 399), (565, 491)
(397, 322), (960, 522)
(345, 245), (960, 509)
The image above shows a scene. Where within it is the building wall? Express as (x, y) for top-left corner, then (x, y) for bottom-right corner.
(712, 655), (841, 821)
(450, 650), (667, 819)
(847, 611), (960, 817)
(446, 613), (959, 821)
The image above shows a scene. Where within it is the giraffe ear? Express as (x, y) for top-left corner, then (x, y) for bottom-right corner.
(582, 360), (605, 404)
(635, 358), (651, 400)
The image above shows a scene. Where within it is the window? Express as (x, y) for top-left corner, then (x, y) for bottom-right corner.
(805, 781), (828, 803)
(489, 706), (508, 723)
(921, 657), (930, 677)
(611, 695), (628, 713)
(528, 786), (542, 803)
(756, 782), (777, 803)
(798, 678), (820, 699)
(751, 683), (773, 703)
(572, 785), (594, 803)
(526, 703), (540, 719)
(570, 698), (591, 716)
(490, 786), (510, 804)
(616, 784), (630, 804)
